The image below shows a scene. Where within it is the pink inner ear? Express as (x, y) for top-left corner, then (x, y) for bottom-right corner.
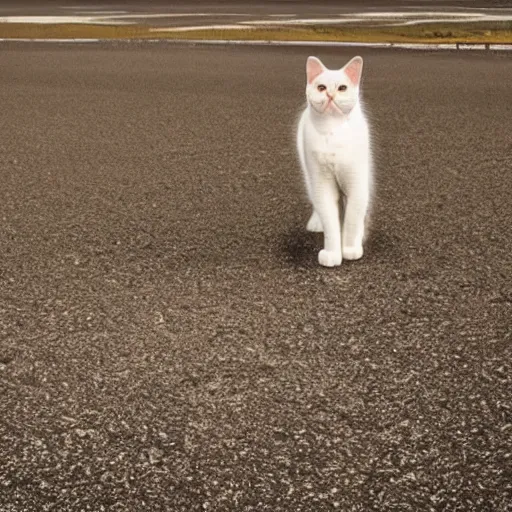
(344, 58), (363, 85)
(306, 57), (325, 84)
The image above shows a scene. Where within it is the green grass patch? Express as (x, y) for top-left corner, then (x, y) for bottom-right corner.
(1, 21), (511, 44)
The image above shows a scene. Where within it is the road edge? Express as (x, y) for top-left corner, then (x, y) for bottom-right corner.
(0, 38), (511, 50)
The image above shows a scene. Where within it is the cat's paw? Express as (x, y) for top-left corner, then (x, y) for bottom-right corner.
(318, 250), (342, 267)
(306, 212), (323, 233)
(342, 246), (364, 260)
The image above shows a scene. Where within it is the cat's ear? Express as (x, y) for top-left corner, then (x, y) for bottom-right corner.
(343, 56), (363, 86)
(306, 56), (326, 84)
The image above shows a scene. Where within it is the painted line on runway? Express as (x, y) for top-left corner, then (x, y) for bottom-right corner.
(154, 40), (512, 51)
(0, 38), (101, 43)
(0, 38), (510, 50)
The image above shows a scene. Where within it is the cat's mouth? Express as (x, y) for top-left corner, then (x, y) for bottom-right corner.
(310, 99), (350, 116)
(322, 99), (346, 116)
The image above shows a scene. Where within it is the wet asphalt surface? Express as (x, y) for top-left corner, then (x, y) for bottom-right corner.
(0, 42), (511, 511)
(2, 0), (512, 11)
(1, 0), (512, 26)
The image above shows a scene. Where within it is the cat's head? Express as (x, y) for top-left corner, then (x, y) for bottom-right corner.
(305, 56), (363, 116)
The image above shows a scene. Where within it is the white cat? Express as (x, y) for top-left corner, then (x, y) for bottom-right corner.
(296, 56), (372, 267)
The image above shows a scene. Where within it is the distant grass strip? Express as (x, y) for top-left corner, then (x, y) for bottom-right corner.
(0, 23), (149, 39)
(1, 22), (511, 44)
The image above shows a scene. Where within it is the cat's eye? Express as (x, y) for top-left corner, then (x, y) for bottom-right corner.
(317, 84), (327, 92)
(338, 85), (348, 91)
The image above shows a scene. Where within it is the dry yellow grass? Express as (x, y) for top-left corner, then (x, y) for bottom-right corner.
(0, 22), (511, 44)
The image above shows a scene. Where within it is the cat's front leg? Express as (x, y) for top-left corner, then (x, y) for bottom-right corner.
(306, 210), (323, 232)
(342, 188), (368, 260)
(313, 175), (342, 267)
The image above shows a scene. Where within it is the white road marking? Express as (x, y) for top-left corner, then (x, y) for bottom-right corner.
(152, 25), (256, 32)
(1, 39), (508, 51)
(0, 38), (101, 42)
(75, 11), (129, 15)
(241, 19), (369, 25)
(458, 44), (487, 49)
(170, 40), (457, 49)
(0, 16), (98, 23)
(0, 13), (248, 25)
(108, 13), (247, 18)
(2, 10), (511, 27)
(384, 15), (512, 26)
(352, 12), (480, 18)
(490, 44), (512, 50)
(240, 11), (512, 26)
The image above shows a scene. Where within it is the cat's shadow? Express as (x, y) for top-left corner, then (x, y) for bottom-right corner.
(279, 226), (401, 268)
(279, 227), (321, 269)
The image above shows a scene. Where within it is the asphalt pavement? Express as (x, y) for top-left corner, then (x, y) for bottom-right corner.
(1, 0), (512, 23)
(0, 42), (511, 511)
(2, 0), (512, 11)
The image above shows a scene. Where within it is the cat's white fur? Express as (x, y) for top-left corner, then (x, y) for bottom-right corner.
(296, 56), (372, 267)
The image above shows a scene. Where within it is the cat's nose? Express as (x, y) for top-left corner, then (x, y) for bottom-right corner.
(326, 92), (333, 100)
